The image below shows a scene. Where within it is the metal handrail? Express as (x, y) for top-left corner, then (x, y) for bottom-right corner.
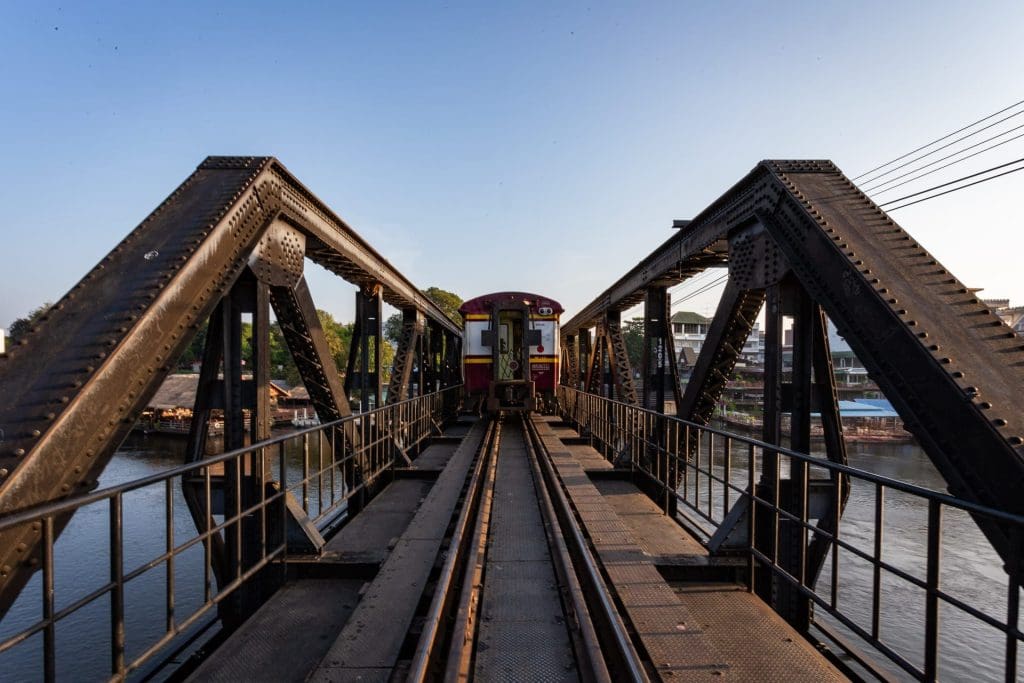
(0, 388), (459, 531)
(0, 386), (461, 682)
(558, 386), (1024, 526)
(557, 385), (1024, 682)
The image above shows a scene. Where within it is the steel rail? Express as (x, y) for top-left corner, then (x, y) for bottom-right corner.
(407, 418), (498, 682)
(524, 416), (650, 683)
(442, 420), (500, 681)
(522, 416), (612, 683)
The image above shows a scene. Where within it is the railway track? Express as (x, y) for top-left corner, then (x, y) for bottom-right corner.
(408, 415), (649, 682)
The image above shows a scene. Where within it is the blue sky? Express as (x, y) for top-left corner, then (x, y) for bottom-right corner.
(2, 1), (1022, 328)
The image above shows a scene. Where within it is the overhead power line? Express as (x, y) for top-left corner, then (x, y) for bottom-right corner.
(879, 156), (1024, 206)
(883, 159), (1024, 212)
(853, 98), (1024, 181)
(864, 123), (1024, 194)
(672, 273), (729, 309)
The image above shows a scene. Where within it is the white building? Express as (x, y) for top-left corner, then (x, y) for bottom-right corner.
(985, 299), (1024, 334)
(827, 320), (869, 385)
(670, 311), (711, 355)
(670, 311), (762, 366)
(0, 328), (5, 354)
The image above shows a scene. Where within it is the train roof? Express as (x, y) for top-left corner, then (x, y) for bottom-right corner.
(459, 292), (565, 315)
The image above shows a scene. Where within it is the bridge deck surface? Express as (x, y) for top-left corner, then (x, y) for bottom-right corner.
(189, 415), (845, 682)
(533, 416), (844, 681)
(308, 419), (486, 682)
(474, 421), (578, 681)
(188, 417), (482, 683)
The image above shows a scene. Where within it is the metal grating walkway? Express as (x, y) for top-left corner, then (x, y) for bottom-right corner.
(474, 423), (579, 682)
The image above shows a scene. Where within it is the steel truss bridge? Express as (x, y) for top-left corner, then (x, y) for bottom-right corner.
(0, 157), (1021, 682)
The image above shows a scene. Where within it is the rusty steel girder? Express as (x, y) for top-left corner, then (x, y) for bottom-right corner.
(0, 156), (460, 615)
(561, 159), (1024, 573)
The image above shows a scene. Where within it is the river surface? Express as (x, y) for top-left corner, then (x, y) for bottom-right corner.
(0, 433), (1017, 681)
(817, 441), (1016, 682)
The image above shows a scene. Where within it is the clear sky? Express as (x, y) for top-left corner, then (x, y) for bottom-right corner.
(1, 1), (1022, 329)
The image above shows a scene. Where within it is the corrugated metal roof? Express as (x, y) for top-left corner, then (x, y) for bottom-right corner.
(148, 373), (289, 410)
(812, 398), (899, 418)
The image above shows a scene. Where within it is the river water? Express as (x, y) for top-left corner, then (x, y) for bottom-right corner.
(0, 433), (1016, 681)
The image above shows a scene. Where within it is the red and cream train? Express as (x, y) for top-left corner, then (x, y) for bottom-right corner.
(458, 291), (563, 413)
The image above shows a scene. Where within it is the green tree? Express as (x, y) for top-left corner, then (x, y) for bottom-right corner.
(622, 318), (644, 370)
(384, 313), (405, 346)
(8, 303), (53, 340)
(384, 286), (464, 345)
(316, 309), (354, 374)
(423, 286), (464, 324)
(176, 311), (353, 387)
(177, 322), (208, 370)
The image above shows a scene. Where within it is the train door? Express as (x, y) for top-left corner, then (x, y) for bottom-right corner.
(497, 310), (525, 381)
(486, 307), (536, 412)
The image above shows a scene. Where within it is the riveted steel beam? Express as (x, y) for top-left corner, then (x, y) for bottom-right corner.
(0, 156), (457, 615)
(387, 309), (424, 404)
(677, 280), (765, 425)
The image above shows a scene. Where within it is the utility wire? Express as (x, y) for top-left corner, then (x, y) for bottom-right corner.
(668, 269), (719, 302)
(860, 111), (1024, 189)
(672, 273), (729, 308)
(885, 163), (1024, 212)
(853, 98), (1024, 181)
(669, 268), (721, 298)
(864, 123), (1024, 193)
(879, 156), (1024, 207)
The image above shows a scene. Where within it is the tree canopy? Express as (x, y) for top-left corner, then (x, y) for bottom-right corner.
(7, 303), (53, 340)
(384, 286), (464, 345)
(176, 309), (393, 388)
(622, 318), (644, 370)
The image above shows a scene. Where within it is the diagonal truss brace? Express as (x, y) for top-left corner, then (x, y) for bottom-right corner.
(270, 277), (355, 427)
(604, 311), (638, 405)
(677, 279), (765, 425)
(387, 309), (425, 404)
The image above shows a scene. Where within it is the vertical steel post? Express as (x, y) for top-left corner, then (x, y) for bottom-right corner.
(42, 515), (55, 683)
(758, 283), (783, 606)
(785, 281), (814, 631)
(578, 328), (592, 392)
(641, 287), (669, 414)
(109, 494), (125, 678)
(924, 501), (943, 682)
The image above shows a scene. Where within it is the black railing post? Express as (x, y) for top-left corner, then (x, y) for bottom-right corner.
(872, 484), (884, 641)
(165, 479), (176, 634)
(42, 515), (55, 683)
(1006, 527), (1021, 682)
(109, 493), (125, 678)
(924, 500), (943, 682)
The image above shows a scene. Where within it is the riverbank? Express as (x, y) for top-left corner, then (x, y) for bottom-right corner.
(714, 413), (916, 443)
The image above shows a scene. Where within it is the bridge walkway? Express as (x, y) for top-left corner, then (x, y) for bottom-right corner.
(533, 416), (844, 681)
(187, 414), (845, 682)
(187, 416), (484, 682)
